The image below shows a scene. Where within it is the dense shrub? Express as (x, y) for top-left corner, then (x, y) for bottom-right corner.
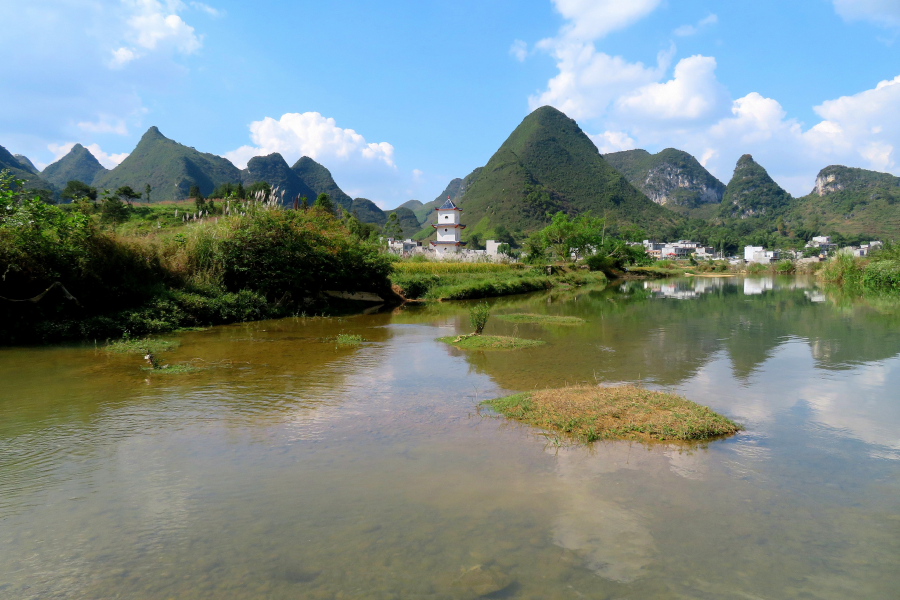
(863, 260), (900, 291)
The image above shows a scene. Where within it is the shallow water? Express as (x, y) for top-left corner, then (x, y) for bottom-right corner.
(1, 276), (899, 599)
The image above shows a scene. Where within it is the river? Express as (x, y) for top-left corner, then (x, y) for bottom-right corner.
(1, 276), (898, 599)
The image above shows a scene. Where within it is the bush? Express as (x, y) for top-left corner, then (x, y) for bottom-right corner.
(863, 260), (900, 291)
(469, 301), (491, 334)
(821, 253), (863, 287)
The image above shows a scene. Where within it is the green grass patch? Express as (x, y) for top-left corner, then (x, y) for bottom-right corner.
(437, 334), (546, 350)
(105, 337), (179, 354)
(496, 313), (585, 325)
(335, 333), (364, 345)
(482, 385), (741, 443)
(391, 269), (605, 302)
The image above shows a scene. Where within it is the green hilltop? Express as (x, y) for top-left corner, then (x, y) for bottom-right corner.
(789, 165), (900, 240)
(41, 143), (108, 188)
(0, 144), (56, 195)
(603, 148), (725, 216)
(383, 206), (421, 238)
(241, 153), (317, 204)
(94, 127), (241, 200)
(719, 154), (792, 219)
(350, 198), (387, 225)
(423, 106), (677, 244)
(14, 154), (39, 174)
(291, 156), (353, 210)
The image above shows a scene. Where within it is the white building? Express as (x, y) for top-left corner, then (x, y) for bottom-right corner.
(744, 246), (780, 264)
(430, 198), (466, 254)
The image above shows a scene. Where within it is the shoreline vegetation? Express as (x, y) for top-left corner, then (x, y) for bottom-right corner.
(482, 385), (742, 443)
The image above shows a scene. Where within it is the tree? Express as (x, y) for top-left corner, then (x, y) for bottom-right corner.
(492, 225), (516, 247)
(523, 231), (547, 264)
(61, 180), (97, 202)
(188, 184), (201, 200)
(115, 186), (141, 206)
(246, 181), (271, 198)
(383, 212), (402, 238)
(100, 189), (129, 224)
(541, 211), (578, 260)
(236, 182), (246, 200)
(569, 213), (605, 257)
(300, 196), (308, 210)
(313, 192), (334, 215)
(145, 183), (152, 203)
(195, 194), (207, 213)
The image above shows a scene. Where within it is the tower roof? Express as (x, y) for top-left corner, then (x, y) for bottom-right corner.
(437, 197), (461, 210)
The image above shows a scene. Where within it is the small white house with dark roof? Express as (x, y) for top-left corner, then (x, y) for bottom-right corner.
(430, 197), (467, 253)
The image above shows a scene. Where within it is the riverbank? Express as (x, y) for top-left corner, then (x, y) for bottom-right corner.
(1, 180), (394, 345)
(390, 262), (606, 301)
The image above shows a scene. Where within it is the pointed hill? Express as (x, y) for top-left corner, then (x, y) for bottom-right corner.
(603, 148), (725, 215)
(0, 144), (56, 194)
(383, 206), (421, 238)
(241, 153), (317, 204)
(349, 198), (387, 225)
(41, 143), (108, 188)
(398, 199), (423, 211)
(94, 127), (241, 201)
(789, 165), (900, 240)
(719, 155), (792, 219)
(438, 106), (676, 242)
(290, 157), (353, 210)
(415, 167), (484, 227)
(14, 154), (38, 174)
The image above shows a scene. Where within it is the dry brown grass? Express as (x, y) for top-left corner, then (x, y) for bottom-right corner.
(483, 385), (741, 442)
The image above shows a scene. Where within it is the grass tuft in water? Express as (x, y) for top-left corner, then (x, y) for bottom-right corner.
(482, 385), (741, 442)
(335, 333), (364, 345)
(141, 363), (201, 374)
(105, 337), (179, 354)
(437, 335), (546, 350)
(496, 313), (585, 325)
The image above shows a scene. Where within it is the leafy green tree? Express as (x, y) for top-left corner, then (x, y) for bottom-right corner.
(492, 225), (516, 247)
(246, 181), (271, 198)
(523, 231), (547, 264)
(61, 180), (97, 202)
(541, 211), (578, 260)
(145, 183), (152, 203)
(467, 233), (485, 250)
(300, 196), (309, 210)
(188, 184), (201, 200)
(115, 186), (141, 206)
(236, 182), (246, 200)
(383, 212), (402, 238)
(313, 192), (334, 215)
(100, 190), (130, 224)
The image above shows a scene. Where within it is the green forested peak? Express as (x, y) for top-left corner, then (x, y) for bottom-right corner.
(720, 154), (791, 218)
(290, 156), (352, 209)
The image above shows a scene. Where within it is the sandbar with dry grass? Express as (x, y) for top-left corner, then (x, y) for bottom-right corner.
(483, 385), (741, 442)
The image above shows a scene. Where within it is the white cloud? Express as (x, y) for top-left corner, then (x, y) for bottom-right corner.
(510, 39), (528, 62)
(529, 43), (673, 119)
(412, 169), (423, 179)
(673, 14), (718, 37)
(589, 131), (635, 154)
(190, 2), (223, 17)
(833, 0), (900, 28)
(225, 112), (395, 170)
(109, 47), (137, 68)
(616, 55), (728, 122)
(108, 0), (203, 69)
(47, 142), (129, 169)
(549, 0), (662, 41)
(77, 115), (129, 135)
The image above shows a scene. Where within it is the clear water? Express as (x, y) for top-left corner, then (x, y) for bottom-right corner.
(1, 276), (898, 599)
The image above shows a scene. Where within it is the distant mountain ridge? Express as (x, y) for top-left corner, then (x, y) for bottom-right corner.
(41, 143), (108, 188)
(14, 154), (38, 174)
(603, 148), (724, 208)
(0, 144), (55, 194)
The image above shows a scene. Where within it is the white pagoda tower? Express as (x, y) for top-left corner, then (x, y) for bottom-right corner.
(430, 197), (466, 253)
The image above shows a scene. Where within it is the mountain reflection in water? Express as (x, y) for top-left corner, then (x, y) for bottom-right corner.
(0, 276), (898, 599)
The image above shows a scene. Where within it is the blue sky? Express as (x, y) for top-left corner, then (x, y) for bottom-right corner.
(2, 0), (899, 207)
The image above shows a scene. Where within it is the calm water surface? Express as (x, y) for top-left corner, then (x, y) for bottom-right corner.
(1, 276), (899, 599)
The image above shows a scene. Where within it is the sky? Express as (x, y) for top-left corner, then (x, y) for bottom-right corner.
(2, 0), (900, 208)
